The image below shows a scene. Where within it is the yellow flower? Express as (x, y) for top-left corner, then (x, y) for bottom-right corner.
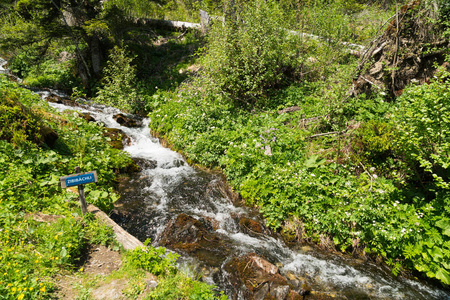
(29, 287), (33, 291)
(54, 235), (58, 240)
(23, 276), (27, 280)
(40, 286), (46, 292)
(11, 287), (16, 292)
(18, 294), (25, 300)
(7, 283), (12, 287)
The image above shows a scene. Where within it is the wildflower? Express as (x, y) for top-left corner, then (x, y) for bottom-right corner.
(29, 287), (33, 291)
(18, 294), (25, 300)
(40, 286), (46, 292)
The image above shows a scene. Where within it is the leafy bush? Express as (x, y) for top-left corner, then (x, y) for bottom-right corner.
(146, 273), (227, 300)
(393, 67), (450, 189)
(126, 239), (178, 276)
(0, 76), (133, 299)
(0, 93), (42, 147)
(95, 46), (141, 112)
(200, 0), (303, 106)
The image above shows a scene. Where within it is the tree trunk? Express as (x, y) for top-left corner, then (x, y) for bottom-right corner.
(90, 35), (103, 76)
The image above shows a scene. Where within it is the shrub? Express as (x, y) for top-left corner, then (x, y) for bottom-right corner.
(95, 46), (141, 112)
(125, 239), (178, 276)
(200, 0), (303, 106)
(393, 67), (450, 189)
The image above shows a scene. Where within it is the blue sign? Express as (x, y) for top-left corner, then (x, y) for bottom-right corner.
(60, 171), (97, 188)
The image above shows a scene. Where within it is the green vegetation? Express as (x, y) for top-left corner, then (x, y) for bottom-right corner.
(145, 0), (450, 287)
(0, 75), (225, 299)
(2, 0), (450, 292)
(125, 240), (227, 299)
(0, 75), (131, 299)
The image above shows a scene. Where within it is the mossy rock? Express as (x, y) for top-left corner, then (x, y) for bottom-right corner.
(103, 128), (130, 150)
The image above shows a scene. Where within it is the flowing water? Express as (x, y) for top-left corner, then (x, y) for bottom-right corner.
(37, 91), (450, 300)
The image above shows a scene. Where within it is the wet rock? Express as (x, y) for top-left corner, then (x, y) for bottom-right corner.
(269, 285), (291, 299)
(253, 283), (269, 300)
(103, 128), (131, 150)
(46, 94), (80, 107)
(113, 113), (142, 128)
(159, 213), (230, 266)
(173, 159), (185, 167)
(224, 253), (299, 299)
(133, 158), (157, 170)
(287, 290), (303, 300)
(46, 95), (63, 104)
(239, 217), (265, 236)
(78, 112), (96, 123)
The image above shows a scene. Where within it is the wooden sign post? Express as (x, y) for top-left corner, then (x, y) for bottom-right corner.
(60, 167), (98, 215)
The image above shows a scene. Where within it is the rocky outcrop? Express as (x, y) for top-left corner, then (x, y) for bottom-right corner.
(158, 213), (231, 266)
(46, 95), (80, 107)
(103, 128), (131, 150)
(224, 253), (310, 300)
(78, 112), (96, 123)
(113, 113), (143, 128)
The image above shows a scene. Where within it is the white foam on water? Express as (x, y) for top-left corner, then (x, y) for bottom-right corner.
(282, 252), (409, 299)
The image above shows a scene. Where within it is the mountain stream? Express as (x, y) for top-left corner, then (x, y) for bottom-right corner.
(37, 90), (450, 300)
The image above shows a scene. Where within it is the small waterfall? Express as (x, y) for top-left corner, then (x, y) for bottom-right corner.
(42, 93), (450, 300)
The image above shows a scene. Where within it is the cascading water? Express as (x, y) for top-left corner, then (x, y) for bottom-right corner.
(41, 92), (450, 300)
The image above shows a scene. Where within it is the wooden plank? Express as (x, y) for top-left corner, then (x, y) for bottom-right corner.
(87, 204), (144, 250)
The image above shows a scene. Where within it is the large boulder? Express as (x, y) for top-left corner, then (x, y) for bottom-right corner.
(158, 213), (231, 266)
(113, 113), (143, 128)
(224, 253), (309, 300)
(103, 128), (131, 150)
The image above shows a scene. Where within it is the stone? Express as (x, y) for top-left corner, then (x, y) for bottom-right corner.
(78, 112), (96, 123)
(159, 213), (231, 266)
(269, 285), (290, 300)
(103, 128), (131, 150)
(253, 283), (269, 300)
(239, 217), (265, 236)
(224, 253), (291, 299)
(113, 113), (142, 128)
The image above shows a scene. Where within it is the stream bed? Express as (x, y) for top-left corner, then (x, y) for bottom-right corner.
(40, 90), (450, 300)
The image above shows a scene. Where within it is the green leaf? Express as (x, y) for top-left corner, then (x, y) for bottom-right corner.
(436, 268), (450, 285)
(436, 219), (450, 237)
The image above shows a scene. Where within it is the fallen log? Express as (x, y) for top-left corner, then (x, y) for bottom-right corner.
(87, 204), (143, 250)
